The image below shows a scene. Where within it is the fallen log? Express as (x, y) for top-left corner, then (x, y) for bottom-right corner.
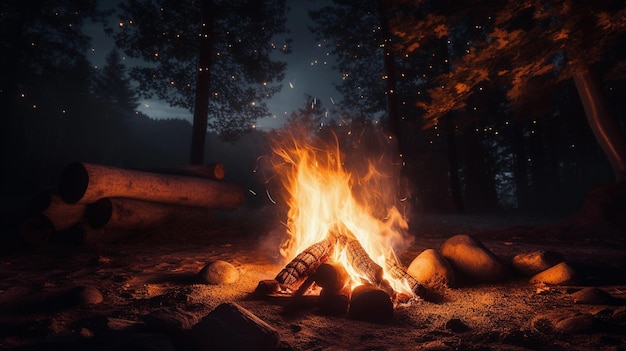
(58, 162), (245, 210)
(27, 193), (86, 231)
(85, 197), (210, 229)
(150, 163), (225, 180)
(274, 234), (337, 291)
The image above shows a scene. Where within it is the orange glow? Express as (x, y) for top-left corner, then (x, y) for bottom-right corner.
(271, 127), (414, 295)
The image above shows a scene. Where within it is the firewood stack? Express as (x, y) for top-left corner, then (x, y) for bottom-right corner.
(21, 162), (245, 244)
(256, 225), (429, 323)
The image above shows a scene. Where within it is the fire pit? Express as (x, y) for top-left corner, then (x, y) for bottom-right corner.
(1, 129), (625, 351)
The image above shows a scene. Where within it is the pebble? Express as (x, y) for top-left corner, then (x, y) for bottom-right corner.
(440, 234), (507, 283)
(445, 318), (470, 332)
(198, 260), (239, 285)
(512, 250), (563, 276)
(529, 262), (576, 285)
(407, 248), (456, 287)
(72, 286), (103, 305)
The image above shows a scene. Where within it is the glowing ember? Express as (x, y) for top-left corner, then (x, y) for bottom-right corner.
(271, 127), (414, 295)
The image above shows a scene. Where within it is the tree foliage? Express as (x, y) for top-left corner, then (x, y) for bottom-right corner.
(390, 0), (626, 125)
(111, 0), (290, 140)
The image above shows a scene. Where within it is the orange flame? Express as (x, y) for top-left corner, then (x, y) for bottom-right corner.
(271, 127), (414, 294)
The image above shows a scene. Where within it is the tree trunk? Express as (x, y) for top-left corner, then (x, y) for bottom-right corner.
(190, 0), (215, 165)
(573, 66), (626, 182)
(444, 115), (464, 212)
(377, 0), (402, 149)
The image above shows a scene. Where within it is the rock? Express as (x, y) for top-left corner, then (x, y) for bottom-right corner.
(407, 248), (456, 287)
(512, 250), (564, 276)
(529, 262), (576, 285)
(571, 287), (617, 305)
(445, 318), (470, 333)
(440, 234), (507, 284)
(198, 260), (239, 285)
(555, 314), (596, 334)
(144, 307), (200, 333)
(532, 312), (596, 335)
(72, 286), (103, 305)
(190, 302), (280, 351)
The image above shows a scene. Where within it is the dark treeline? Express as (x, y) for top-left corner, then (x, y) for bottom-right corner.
(1, 0), (625, 219)
(310, 0), (626, 215)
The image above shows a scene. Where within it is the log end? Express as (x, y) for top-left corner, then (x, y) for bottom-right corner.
(58, 162), (89, 204)
(85, 198), (113, 228)
(348, 284), (394, 323)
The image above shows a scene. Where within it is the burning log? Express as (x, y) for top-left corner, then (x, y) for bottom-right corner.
(318, 287), (350, 316)
(58, 162), (245, 210)
(150, 163), (226, 180)
(313, 262), (350, 292)
(345, 237), (383, 286)
(348, 284), (394, 323)
(384, 257), (427, 299)
(313, 262), (350, 315)
(85, 197), (210, 229)
(274, 235), (336, 291)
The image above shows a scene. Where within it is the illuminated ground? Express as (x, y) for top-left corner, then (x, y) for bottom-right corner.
(1, 210), (625, 350)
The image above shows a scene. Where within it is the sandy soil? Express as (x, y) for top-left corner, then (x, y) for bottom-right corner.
(1, 209), (625, 351)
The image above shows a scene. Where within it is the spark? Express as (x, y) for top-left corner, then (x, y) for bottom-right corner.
(249, 189), (257, 195)
(266, 189), (276, 204)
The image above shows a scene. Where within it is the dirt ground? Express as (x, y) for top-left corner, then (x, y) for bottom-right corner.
(1, 208), (625, 351)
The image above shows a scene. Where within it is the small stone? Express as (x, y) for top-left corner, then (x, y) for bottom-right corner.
(571, 287), (617, 305)
(72, 286), (103, 305)
(445, 318), (470, 333)
(198, 260), (239, 285)
(512, 250), (564, 276)
(440, 234), (507, 284)
(407, 248), (456, 287)
(80, 327), (94, 338)
(530, 262), (576, 285)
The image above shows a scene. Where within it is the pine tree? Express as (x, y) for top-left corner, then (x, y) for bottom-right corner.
(94, 48), (138, 113)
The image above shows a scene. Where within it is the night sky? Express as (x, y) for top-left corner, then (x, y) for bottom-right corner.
(84, 0), (341, 130)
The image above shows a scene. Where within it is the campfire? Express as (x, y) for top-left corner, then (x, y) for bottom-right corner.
(257, 128), (429, 321)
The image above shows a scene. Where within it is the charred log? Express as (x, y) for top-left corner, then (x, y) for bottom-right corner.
(384, 257), (427, 299)
(313, 262), (350, 292)
(348, 284), (393, 323)
(274, 235), (336, 291)
(345, 237), (383, 286)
